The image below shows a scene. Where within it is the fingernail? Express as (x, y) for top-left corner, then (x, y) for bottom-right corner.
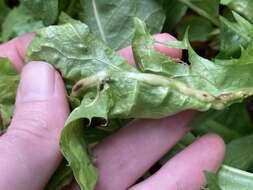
(18, 61), (55, 102)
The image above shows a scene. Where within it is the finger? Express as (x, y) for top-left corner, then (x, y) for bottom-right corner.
(93, 111), (198, 190)
(117, 33), (182, 65)
(0, 62), (69, 190)
(130, 134), (225, 190)
(0, 33), (34, 72)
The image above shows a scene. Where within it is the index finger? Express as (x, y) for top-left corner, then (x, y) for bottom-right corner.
(0, 33), (34, 72)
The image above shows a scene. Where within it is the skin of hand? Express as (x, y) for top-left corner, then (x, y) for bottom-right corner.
(0, 33), (225, 190)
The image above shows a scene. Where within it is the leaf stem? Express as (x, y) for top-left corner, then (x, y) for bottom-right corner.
(178, 0), (220, 26)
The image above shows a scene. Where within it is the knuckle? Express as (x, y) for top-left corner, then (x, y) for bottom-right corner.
(10, 107), (58, 143)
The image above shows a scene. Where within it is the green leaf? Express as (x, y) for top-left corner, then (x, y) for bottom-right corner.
(220, 12), (253, 42)
(205, 171), (222, 190)
(26, 18), (253, 190)
(26, 15), (135, 87)
(60, 120), (98, 190)
(217, 165), (253, 190)
(221, 0), (233, 4)
(225, 0), (253, 23)
(206, 165), (253, 190)
(212, 102), (253, 136)
(160, 0), (187, 32)
(191, 102), (253, 142)
(224, 134), (253, 170)
(192, 118), (242, 143)
(178, 0), (220, 26)
(21, 0), (59, 25)
(79, 0), (165, 50)
(176, 16), (214, 42)
(0, 58), (19, 131)
(218, 12), (253, 58)
(0, 104), (14, 133)
(1, 4), (44, 41)
(59, 0), (81, 18)
(133, 18), (253, 105)
(84, 119), (126, 143)
(45, 159), (73, 190)
(0, 0), (10, 20)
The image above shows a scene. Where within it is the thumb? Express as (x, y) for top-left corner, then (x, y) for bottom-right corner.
(0, 62), (69, 190)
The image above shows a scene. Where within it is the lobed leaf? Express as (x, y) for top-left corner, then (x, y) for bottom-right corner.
(26, 17), (253, 189)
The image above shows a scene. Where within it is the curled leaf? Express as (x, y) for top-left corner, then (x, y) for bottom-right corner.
(26, 17), (253, 190)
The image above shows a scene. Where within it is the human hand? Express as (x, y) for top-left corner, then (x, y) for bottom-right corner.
(0, 33), (225, 190)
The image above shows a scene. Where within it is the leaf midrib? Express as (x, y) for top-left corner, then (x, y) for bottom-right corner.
(92, 0), (107, 42)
